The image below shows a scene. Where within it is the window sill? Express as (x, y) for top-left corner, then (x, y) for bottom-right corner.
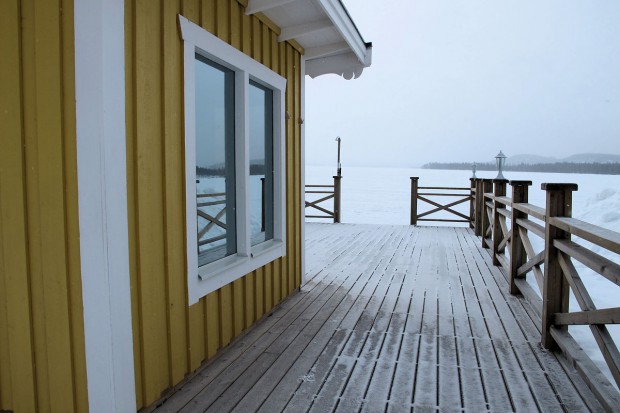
(189, 240), (285, 304)
(251, 238), (284, 258)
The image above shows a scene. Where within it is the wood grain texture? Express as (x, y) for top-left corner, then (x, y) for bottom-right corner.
(150, 224), (600, 412)
(0, 0), (87, 411)
(126, 0), (303, 407)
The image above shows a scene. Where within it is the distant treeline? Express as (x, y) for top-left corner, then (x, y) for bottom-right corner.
(421, 162), (620, 175)
(197, 164), (266, 176)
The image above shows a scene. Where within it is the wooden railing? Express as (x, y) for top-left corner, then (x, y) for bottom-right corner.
(409, 177), (473, 225)
(305, 176), (341, 223)
(472, 178), (620, 410)
(199, 179), (267, 246)
(197, 192), (227, 246)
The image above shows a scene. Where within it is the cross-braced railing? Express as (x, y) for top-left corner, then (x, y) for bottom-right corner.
(305, 176), (341, 223)
(409, 177), (473, 225)
(197, 192), (227, 246)
(473, 178), (620, 410)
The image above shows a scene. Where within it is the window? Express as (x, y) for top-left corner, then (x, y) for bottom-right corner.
(180, 15), (287, 304)
(195, 56), (236, 266)
(249, 81), (274, 246)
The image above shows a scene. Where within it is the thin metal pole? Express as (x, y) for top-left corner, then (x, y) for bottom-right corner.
(336, 136), (342, 177)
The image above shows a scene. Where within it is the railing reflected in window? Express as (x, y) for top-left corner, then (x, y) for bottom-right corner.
(249, 80), (274, 246)
(195, 55), (236, 266)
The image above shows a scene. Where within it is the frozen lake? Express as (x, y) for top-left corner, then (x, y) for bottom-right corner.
(306, 165), (620, 228)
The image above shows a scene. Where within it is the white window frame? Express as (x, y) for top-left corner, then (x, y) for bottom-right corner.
(180, 15), (287, 305)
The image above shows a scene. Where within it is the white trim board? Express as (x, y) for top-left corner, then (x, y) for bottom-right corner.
(300, 56), (307, 283)
(74, 0), (137, 411)
(180, 15), (288, 304)
(316, 0), (367, 64)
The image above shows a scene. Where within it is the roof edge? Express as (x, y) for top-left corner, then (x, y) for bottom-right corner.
(316, 0), (369, 65)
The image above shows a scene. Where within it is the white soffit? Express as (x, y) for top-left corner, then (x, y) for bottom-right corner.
(245, 0), (372, 79)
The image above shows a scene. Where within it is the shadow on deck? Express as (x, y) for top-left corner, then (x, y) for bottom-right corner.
(153, 223), (602, 412)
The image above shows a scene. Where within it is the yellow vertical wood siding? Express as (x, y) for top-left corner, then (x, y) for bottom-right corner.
(125, 0), (304, 408)
(0, 0), (88, 412)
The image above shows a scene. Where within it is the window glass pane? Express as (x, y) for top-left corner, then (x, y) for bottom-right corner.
(249, 80), (274, 246)
(195, 54), (236, 266)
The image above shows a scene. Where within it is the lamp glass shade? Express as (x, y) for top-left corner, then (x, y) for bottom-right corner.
(495, 150), (507, 180)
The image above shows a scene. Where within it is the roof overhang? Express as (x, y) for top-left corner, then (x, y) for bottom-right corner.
(245, 0), (372, 79)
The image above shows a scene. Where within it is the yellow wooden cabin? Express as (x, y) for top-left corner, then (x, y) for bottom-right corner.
(0, 0), (371, 411)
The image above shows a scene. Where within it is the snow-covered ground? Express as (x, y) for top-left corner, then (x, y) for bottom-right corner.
(306, 165), (620, 387)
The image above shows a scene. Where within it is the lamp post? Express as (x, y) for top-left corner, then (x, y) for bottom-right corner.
(495, 150), (507, 180)
(472, 162), (477, 179)
(335, 136), (342, 177)
(334, 136), (342, 223)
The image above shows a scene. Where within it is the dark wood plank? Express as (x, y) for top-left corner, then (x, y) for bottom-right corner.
(153, 224), (604, 413)
(550, 216), (620, 255)
(460, 226), (600, 411)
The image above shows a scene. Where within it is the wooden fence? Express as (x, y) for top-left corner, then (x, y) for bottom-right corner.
(197, 192), (227, 246)
(305, 176), (341, 223)
(199, 178), (267, 246)
(409, 177), (473, 225)
(471, 177), (620, 410)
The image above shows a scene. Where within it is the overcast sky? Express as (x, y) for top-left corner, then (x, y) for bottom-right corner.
(304, 0), (620, 167)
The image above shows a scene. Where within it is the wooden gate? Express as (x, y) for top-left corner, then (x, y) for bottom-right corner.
(410, 177), (473, 225)
(305, 176), (341, 223)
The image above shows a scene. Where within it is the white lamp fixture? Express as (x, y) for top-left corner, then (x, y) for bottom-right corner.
(495, 150), (507, 180)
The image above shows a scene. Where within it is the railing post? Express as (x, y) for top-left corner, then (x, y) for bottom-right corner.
(469, 178), (476, 229)
(492, 179), (508, 265)
(481, 179), (493, 249)
(508, 180), (531, 295)
(333, 175), (342, 223)
(541, 183), (578, 350)
(261, 177), (265, 232)
(474, 179), (483, 236)
(410, 177), (419, 226)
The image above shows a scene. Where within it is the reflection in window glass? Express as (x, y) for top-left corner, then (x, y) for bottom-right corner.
(249, 80), (274, 246)
(195, 55), (236, 266)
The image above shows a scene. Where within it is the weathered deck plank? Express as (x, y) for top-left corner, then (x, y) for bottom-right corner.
(151, 224), (602, 413)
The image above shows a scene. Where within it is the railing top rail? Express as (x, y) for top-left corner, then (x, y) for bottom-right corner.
(418, 192), (471, 197)
(305, 184), (334, 188)
(494, 196), (511, 206)
(418, 186), (470, 191)
(197, 192), (226, 198)
(551, 217), (620, 255)
(513, 203), (546, 221)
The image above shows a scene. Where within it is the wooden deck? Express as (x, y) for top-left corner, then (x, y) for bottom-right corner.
(152, 223), (602, 412)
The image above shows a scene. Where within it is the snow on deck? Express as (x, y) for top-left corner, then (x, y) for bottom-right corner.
(153, 223), (602, 412)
